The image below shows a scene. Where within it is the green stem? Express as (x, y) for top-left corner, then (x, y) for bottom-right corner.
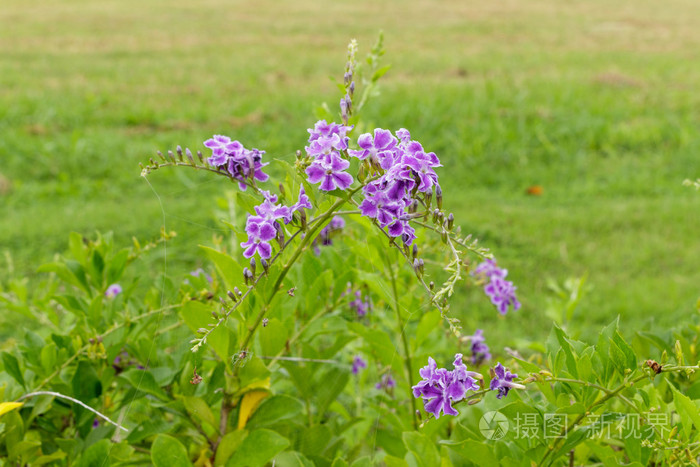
(386, 254), (418, 429)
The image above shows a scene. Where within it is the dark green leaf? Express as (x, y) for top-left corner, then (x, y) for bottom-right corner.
(2, 352), (25, 388)
(151, 434), (193, 467)
(226, 429), (290, 467)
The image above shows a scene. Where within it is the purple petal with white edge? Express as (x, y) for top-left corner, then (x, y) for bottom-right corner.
(258, 223), (276, 241)
(332, 172), (353, 190)
(257, 242), (272, 259)
(305, 164), (326, 184)
(319, 175), (336, 191)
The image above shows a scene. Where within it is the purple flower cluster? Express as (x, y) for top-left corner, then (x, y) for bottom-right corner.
(352, 355), (367, 375)
(242, 186), (311, 259)
(349, 290), (371, 317)
(304, 121), (354, 191)
(313, 215), (345, 255)
(472, 259), (521, 315)
(105, 284), (122, 298)
(489, 363), (518, 399)
(204, 135), (269, 190)
(468, 329), (491, 366)
(376, 373), (396, 390)
(353, 128), (441, 246)
(412, 354), (479, 419)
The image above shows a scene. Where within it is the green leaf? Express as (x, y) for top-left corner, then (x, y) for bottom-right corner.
(180, 300), (231, 362)
(77, 439), (111, 467)
(671, 382), (700, 439)
(151, 434), (193, 467)
(441, 439), (498, 467)
(106, 249), (130, 285)
(215, 430), (248, 467)
(118, 368), (168, 401)
(314, 367), (349, 422)
(372, 64), (392, 82)
(200, 246), (243, 293)
(182, 396), (217, 430)
(274, 451), (315, 467)
(612, 331), (637, 371)
(247, 395), (304, 429)
(414, 310), (441, 350)
(402, 432), (440, 467)
(226, 429), (290, 467)
(299, 424), (331, 457)
(2, 352), (25, 388)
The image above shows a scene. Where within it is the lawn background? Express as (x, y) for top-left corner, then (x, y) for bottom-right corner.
(1, 0), (699, 348)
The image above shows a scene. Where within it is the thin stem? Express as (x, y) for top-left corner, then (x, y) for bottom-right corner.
(18, 391), (128, 432)
(386, 252), (418, 429)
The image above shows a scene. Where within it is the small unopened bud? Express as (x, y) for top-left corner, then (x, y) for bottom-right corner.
(468, 398), (482, 405)
(432, 209), (440, 223)
(278, 183), (286, 198)
(197, 328), (207, 334)
(413, 258), (421, 275)
(429, 281), (435, 291)
(212, 311), (218, 319)
(176, 145), (183, 160)
(156, 150), (165, 161)
(243, 268), (251, 285)
(167, 150), (176, 162)
(345, 94), (352, 113)
(185, 148), (194, 164)
(340, 98), (348, 123)
(261, 259), (269, 275)
(196, 150), (204, 162)
(418, 259), (424, 275)
(441, 229), (448, 243)
(415, 410), (422, 421)
(276, 227), (285, 246)
(89, 338), (95, 345)
(234, 287), (242, 297)
(349, 81), (355, 96)
(436, 185), (443, 210)
(300, 209), (307, 231)
(296, 149), (302, 159)
(262, 318), (269, 327)
(250, 258), (256, 276)
(424, 190), (432, 209)
(437, 211), (444, 225)
(447, 213), (454, 230)
(227, 290), (237, 302)
(344, 71), (352, 86)
(412, 244), (418, 260)
(149, 157), (159, 168)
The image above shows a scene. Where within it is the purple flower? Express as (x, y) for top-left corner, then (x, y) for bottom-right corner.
(203, 135), (269, 190)
(313, 215), (345, 254)
(359, 181), (406, 228)
(252, 199), (292, 224)
(305, 153), (354, 191)
(489, 363), (519, 399)
(189, 268), (213, 284)
(468, 329), (491, 366)
(472, 259), (508, 280)
(306, 120), (352, 153)
(348, 128), (398, 169)
(376, 374), (396, 390)
(349, 290), (371, 317)
(291, 186), (312, 213)
(484, 277), (521, 315)
(352, 355), (367, 375)
(412, 354), (479, 419)
(240, 220), (276, 259)
(105, 284), (122, 298)
(92, 419), (100, 428)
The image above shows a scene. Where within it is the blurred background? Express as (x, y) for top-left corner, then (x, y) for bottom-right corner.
(1, 0), (699, 346)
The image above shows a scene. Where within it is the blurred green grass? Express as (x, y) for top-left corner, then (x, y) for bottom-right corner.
(1, 0), (699, 346)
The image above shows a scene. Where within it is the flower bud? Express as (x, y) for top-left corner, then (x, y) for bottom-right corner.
(227, 290), (237, 302)
(278, 183), (286, 198)
(249, 258), (256, 276)
(429, 281), (434, 291)
(185, 148), (195, 164)
(418, 259), (424, 275)
(349, 81), (355, 96)
(243, 267), (251, 285)
(424, 190), (432, 209)
(176, 145), (183, 160)
(436, 185), (443, 210)
(432, 209), (440, 223)
(340, 98), (348, 123)
(412, 244), (418, 261)
(156, 150), (165, 161)
(167, 150), (176, 162)
(413, 258), (421, 275)
(300, 209), (307, 231)
(447, 213), (454, 230)
(197, 328), (207, 334)
(212, 311), (218, 319)
(262, 318), (269, 327)
(196, 150), (204, 162)
(261, 259), (269, 275)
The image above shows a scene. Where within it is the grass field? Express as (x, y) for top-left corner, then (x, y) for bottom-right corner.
(1, 0), (699, 348)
